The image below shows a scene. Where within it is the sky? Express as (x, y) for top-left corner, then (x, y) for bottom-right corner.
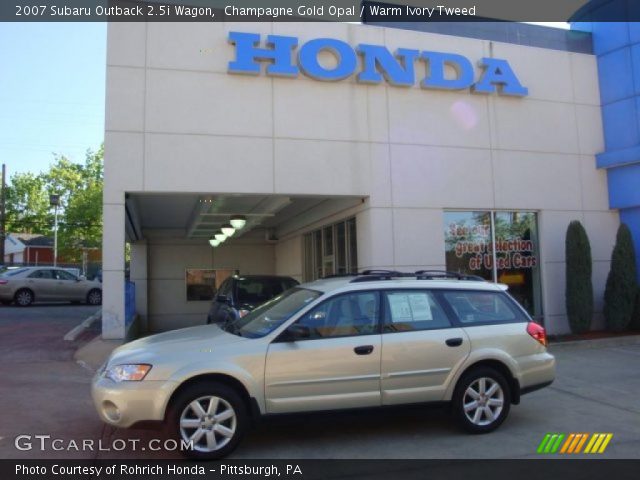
(0, 22), (107, 179)
(0, 21), (568, 181)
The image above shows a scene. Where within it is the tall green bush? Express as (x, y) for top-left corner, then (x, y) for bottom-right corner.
(631, 287), (640, 331)
(604, 224), (638, 332)
(565, 221), (594, 334)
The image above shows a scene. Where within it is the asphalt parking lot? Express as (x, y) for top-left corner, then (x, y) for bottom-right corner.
(0, 304), (638, 459)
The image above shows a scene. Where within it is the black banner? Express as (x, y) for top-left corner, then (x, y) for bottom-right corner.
(3, 460), (640, 480)
(2, 0), (640, 23)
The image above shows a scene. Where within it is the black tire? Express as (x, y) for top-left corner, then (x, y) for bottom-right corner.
(452, 366), (511, 434)
(167, 382), (248, 460)
(14, 289), (34, 307)
(87, 289), (102, 306)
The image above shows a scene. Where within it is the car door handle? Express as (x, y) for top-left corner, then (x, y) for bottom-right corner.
(354, 345), (374, 355)
(445, 338), (463, 347)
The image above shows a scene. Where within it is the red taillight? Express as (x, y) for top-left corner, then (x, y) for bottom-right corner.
(0, 280), (8, 285)
(527, 322), (547, 347)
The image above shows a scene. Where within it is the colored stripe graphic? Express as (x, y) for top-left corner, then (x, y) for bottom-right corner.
(584, 433), (614, 454)
(538, 433), (613, 454)
(537, 433), (565, 454)
(574, 433), (589, 453)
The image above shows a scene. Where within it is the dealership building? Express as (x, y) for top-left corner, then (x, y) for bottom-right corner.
(101, 16), (640, 339)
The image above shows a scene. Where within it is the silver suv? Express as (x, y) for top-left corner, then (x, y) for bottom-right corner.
(92, 271), (555, 459)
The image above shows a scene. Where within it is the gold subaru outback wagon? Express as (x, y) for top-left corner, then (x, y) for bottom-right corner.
(92, 271), (555, 459)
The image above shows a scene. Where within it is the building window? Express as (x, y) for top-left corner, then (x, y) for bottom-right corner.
(443, 211), (542, 319)
(304, 218), (357, 281)
(185, 268), (237, 302)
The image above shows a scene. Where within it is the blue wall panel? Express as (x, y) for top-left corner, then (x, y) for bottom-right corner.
(607, 163), (640, 208)
(573, 13), (640, 281)
(629, 22), (640, 44)
(598, 47), (634, 104)
(632, 43), (640, 95)
(591, 22), (629, 55)
(602, 97), (640, 150)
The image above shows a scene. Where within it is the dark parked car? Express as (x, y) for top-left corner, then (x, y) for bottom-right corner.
(207, 275), (299, 325)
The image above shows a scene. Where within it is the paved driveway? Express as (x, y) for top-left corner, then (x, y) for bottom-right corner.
(0, 306), (638, 459)
(0, 304), (101, 459)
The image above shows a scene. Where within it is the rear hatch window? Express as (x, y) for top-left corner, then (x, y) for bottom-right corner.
(442, 290), (528, 325)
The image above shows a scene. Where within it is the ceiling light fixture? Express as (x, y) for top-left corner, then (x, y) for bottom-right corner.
(230, 215), (247, 230)
(209, 237), (220, 247)
(221, 224), (235, 237)
(214, 230), (227, 242)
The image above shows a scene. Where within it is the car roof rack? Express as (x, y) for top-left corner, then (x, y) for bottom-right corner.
(415, 270), (485, 281)
(349, 270), (485, 283)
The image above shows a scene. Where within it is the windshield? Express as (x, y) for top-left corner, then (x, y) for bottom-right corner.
(235, 277), (296, 305)
(227, 287), (322, 338)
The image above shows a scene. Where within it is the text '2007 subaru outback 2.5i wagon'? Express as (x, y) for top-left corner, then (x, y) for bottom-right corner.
(92, 270), (555, 459)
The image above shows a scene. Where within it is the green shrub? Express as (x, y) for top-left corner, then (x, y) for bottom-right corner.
(604, 224), (638, 332)
(565, 221), (594, 334)
(631, 287), (640, 331)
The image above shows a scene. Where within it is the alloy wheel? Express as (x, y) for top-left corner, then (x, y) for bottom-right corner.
(88, 290), (102, 305)
(179, 395), (237, 452)
(15, 290), (33, 307)
(463, 377), (504, 426)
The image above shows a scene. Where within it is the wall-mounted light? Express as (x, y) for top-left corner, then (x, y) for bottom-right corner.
(230, 215), (247, 230)
(221, 224), (235, 237)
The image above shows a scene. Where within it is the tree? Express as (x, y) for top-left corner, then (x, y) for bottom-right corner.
(53, 147), (103, 263)
(631, 287), (640, 331)
(4, 172), (51, 234)
(604, 224), (638, 332)
(4, 146), (103, 263)
(565, 220), (594, 334)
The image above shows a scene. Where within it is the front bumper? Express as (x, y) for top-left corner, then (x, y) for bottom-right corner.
(91, 372), (178, 428)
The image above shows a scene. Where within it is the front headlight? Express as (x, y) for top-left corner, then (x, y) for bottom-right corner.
(105, 364), (152, 382)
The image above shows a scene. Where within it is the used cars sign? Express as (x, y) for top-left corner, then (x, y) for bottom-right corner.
(228, 31), (528, 97)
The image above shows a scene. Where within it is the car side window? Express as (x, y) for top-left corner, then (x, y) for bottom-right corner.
(442, 290), (526, 325)
(383, 290), (451, 332)
(28, 269), (53, 279)
(55, 270), (76, 281)
(296, 291), (379, 339)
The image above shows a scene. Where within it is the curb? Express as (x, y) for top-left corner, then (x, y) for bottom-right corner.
(63, 309), (102, 341)
(548, 334), (640, 349)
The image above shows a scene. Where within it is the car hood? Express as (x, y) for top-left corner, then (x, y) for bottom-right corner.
(107, 324), (247, 365)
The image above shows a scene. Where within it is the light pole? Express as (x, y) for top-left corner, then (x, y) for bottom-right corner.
(49, 194), (60, 267)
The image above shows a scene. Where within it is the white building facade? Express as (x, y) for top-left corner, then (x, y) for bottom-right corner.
(103, 21), (615, 339)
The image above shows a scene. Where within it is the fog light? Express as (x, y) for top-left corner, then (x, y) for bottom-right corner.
(103, 401), (121, 422)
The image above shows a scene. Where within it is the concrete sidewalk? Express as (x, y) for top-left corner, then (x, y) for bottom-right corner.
(74, 336), (123, 371)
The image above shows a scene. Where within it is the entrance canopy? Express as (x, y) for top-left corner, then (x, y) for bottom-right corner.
(124, 193), (363, 243)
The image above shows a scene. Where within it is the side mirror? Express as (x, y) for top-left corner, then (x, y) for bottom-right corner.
(78, 275), (86, 281)
(280, 324), (311, 342)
